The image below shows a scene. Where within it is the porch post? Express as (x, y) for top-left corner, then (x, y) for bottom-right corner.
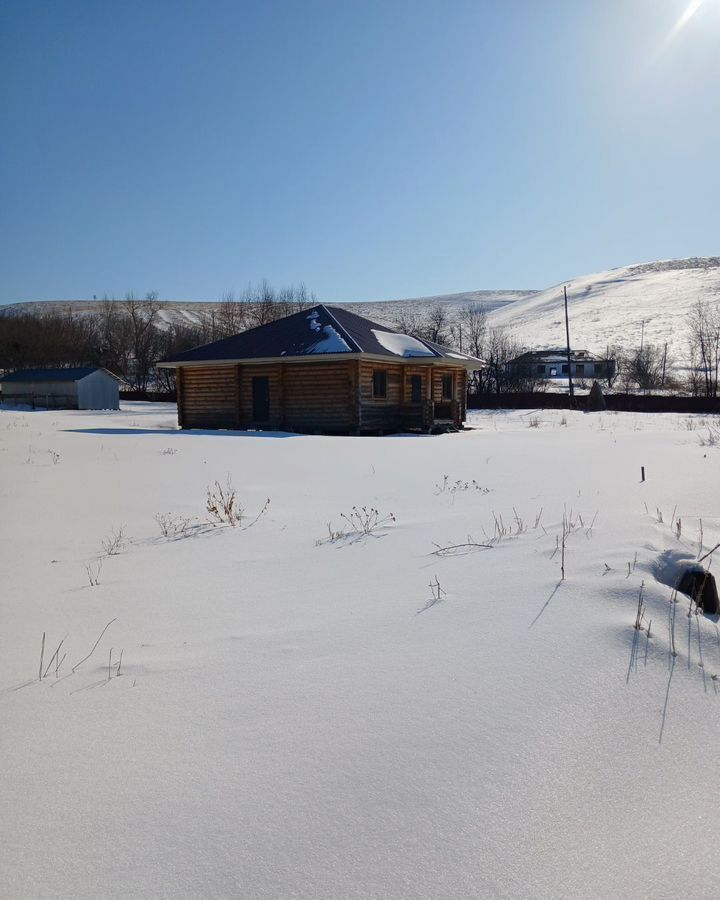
(425, 366), (433, 429)
(234, 364), (242, 429)
(352, 359), (363, 434)
(176, 368), (185, 429)
(278, 363), (286, 429)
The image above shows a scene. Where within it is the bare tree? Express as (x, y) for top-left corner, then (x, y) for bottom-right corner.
(482, 326), (529, 393)
(216, 291), (249, 338)
(604, 345), (622, 389)
(687, 297), (720, 398)
(121, 292), (165, 393)
(0, 307), (103, 372)
(626, 343), (666, 392)
(456, 302), (487, 359)
(423, 303), (450, 344)
(392, 309), (424, 336)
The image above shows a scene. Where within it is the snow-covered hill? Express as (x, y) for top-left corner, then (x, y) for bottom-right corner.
(489, 257), (720, 362)
(3, 256), (720, 364)
(0, 289), (533, 331)
(339, 289), (534, 324)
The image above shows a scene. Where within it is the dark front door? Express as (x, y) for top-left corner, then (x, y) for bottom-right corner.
(252, 376), (270, 422)
(410, 374), (422, 403)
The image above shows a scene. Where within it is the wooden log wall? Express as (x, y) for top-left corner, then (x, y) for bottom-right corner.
(177, 360), (469, 432)
(180, 366), (238, 429)
(283, 361), (354, 433)
(358, 361), (403, 431)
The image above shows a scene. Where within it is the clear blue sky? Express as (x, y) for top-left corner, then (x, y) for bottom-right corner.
(1, 0), (718, 304)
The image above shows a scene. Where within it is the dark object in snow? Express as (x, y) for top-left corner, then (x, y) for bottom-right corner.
(586, 380), (607, 412)
(677, 566), (719, 615)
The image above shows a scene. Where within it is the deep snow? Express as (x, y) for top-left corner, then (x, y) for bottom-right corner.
(1, 402), (719, 900)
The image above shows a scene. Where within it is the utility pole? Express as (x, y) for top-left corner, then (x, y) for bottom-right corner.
(564, 285), (574, 402)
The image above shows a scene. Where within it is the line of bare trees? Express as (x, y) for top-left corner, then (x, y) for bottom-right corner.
(393, 301), (541, 393)
(599, 297), (719, 396)
(3, 288), (718, 398)
(0, 283), (314, 395)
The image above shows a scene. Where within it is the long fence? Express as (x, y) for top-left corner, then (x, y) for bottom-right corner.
(467, 392), (720, 414)
(122, 388), (720, 415)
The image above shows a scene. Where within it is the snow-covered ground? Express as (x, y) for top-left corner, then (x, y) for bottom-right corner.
(2, 402), (719, 900)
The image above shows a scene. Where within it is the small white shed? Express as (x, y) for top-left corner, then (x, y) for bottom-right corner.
(0, 367), (120, 410)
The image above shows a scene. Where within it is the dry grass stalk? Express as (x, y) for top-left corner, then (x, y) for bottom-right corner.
(206, 476), (243, 526)
(634, 581), (647, 630)
(101, 526), (127, 556)
(72, 618), (117, 673)
(84, 560), (103, 587)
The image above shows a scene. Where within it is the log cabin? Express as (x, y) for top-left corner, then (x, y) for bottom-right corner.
(157, 305), (482, 434)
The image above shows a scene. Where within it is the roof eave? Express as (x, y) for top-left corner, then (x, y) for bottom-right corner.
(157, 352), (482, 370)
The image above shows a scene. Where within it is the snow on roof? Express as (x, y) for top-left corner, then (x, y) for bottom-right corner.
(370, 329), (435, 358)
(446, 351), (480, 361)
(307, 322), (352, 353)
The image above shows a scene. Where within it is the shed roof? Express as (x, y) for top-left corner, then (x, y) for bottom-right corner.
(0, 367), (118, 383)
(160, 304), (482, 366)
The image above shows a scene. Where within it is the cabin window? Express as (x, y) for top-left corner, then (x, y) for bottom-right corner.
(561, 364), (569, 375)
(373, 370), (387, 399)
(575, 363), (585, 375)
(549, 367), (557, 376)
(537, 364), (545, 375)
(441, 374), (454, 400)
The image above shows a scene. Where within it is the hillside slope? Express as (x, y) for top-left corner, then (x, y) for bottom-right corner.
(489, 257), (720, 362)
(0, 290), (534, 331)
(3, 257), (719, 365)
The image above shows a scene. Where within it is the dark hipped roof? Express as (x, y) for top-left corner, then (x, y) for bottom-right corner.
(0, 366), (116, 383)
(161, 304), (482, 366)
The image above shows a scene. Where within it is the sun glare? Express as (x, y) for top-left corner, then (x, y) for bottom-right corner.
(653, 0), (713, 58)
(675, 0), (706, 32)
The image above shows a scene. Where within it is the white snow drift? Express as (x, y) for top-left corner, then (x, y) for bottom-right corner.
(1, 402), (719, 900)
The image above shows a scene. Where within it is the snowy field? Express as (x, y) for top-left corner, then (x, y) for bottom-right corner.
(2, 401), (720, 900)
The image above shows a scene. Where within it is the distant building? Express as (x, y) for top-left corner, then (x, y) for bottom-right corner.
(506, 350), (615, 381)
(158, 304), (482, 433)
(0, 367), (120, 410)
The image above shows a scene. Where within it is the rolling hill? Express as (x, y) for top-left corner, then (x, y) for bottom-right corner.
(489, 257), (720, 363)
(2, 256), (719, 365)
(0, 289), (532, 330)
